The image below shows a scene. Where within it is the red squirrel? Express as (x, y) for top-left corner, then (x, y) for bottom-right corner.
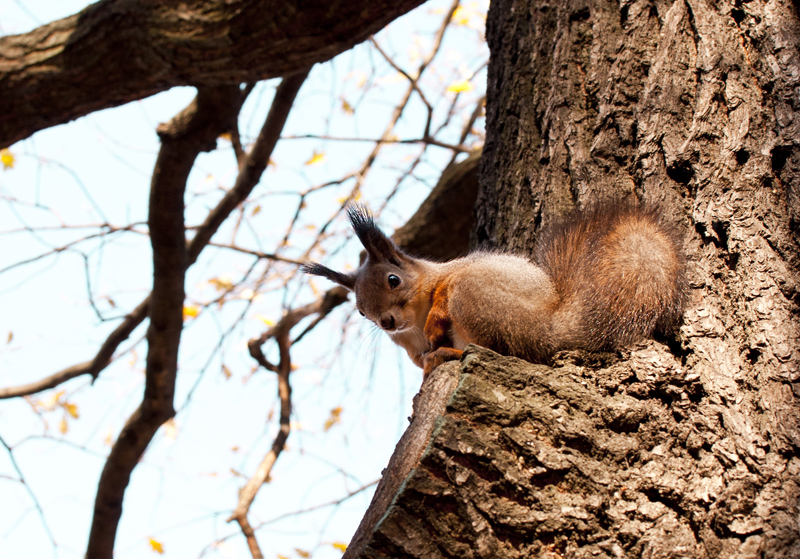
(303, 202), (688, 376)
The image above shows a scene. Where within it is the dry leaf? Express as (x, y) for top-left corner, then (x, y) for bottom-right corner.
(1, 148), (15, 170)
(163, 418), (178, 442)
(63, 402), (79, 419)
(183, 305), (200, 320)
(341, 98), (354, 115)
(446, 79), (474, 93)
(256, 314), (275, 326)
(323, 407), (343, 432)
(304, 150), (326, 166)
(149, 538), (165, 554)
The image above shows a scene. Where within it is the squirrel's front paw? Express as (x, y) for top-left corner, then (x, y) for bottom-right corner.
(422, 347), (464, 377)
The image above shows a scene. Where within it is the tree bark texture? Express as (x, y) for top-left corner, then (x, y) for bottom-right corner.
(348, 0), (800, 556)
(348, 345), (800, 558)
(0, 0), (426, 148)
(475, 0), (800, 554)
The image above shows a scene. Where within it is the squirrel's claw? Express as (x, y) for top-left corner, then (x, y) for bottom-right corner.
(422, 347), (464, 377)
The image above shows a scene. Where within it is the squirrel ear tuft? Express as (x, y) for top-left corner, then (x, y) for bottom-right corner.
(346, 204), (403, 265)
(301, 263), (356, 291)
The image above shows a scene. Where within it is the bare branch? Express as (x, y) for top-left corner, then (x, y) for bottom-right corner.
(229, 287), (349, 554)
(87, 85), (247, 559)
(281, 132), (470, 152)
(0, 71), (309, 401)
(207, 243), (306, 266)
(188, 70), (309, 265)
(0, 434), (56, 553)
(0, 298), (149, 400)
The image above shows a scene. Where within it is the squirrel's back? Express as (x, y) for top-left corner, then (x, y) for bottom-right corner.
(535, 203), (688, 353)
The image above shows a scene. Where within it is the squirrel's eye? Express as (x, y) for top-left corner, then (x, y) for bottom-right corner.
(387, 274), (400, 289)
(357, 310), (365, 317)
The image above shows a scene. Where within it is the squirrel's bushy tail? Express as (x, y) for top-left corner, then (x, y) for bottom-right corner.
(535, 202), (688, 351)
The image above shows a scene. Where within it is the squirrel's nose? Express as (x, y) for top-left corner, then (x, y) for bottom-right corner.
(380, 315), (395, 330)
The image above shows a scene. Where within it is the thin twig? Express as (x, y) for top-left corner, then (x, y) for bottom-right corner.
(229, 287), (349, 554)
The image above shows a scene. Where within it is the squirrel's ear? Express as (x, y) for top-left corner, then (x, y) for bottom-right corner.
(301, 263), (357, 291)
(346, 205), (404, 265)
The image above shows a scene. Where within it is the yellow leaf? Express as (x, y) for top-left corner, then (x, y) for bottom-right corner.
(6, 331), (12, 344)
(252, 204), (262, 216)
(450, 3), (487, 30)
(341, 98), (354, 115)
(304, 150), (326, 166)
(219, 132), (232, 142)
(149, 538), (165, 554)
(452, 6), (471, 25)
(446, 80), (474, 93)
(295, 549), (311, 558)
(39, 390), (65, 411)
(332, 542), (348, 552)
(277, 555), (290, 559)
(222, 364), (232, 379)
(163, 418), (178, 442)
(63, 402), (79, 419)
(323, 406), (343, 432)
(104, 428), (114, 446)
(256, 314), (275, 326)
(59, 417), (68, 434)
(183, 305), (200, 320)
(1, 148), (15, 170)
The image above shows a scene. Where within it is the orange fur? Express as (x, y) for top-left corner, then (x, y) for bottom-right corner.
(303, 203), (688, 375)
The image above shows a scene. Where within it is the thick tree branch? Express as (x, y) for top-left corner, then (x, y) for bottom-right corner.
(86, 85), (247, 559)
(0, 0), (426, 148)
(0, 72), (309, 401)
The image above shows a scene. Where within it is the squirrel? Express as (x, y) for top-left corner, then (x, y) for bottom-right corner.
(303, 202), (688, 376)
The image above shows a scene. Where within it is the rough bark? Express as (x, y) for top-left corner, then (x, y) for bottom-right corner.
(348, 345), (800, 558)
(348, 0), (800, 556)
(0, 0), (425, 148)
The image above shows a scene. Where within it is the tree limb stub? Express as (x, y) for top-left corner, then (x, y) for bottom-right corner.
(346, 345), (799, 559)
(0, 0), (426, 148)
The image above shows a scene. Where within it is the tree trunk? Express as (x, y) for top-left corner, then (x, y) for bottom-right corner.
(345, 0), (800, 556)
